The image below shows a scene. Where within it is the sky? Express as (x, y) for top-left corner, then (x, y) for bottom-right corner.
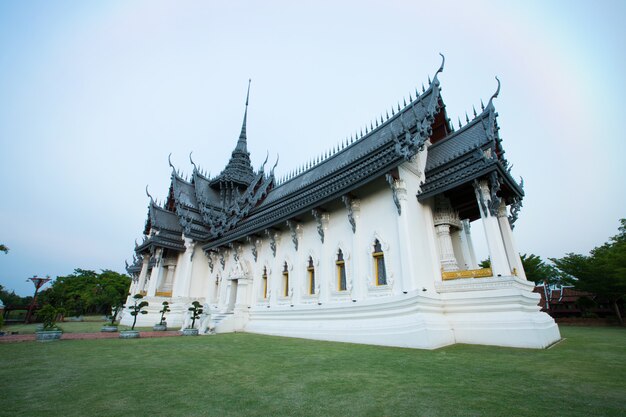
(1, 0), (625, 296)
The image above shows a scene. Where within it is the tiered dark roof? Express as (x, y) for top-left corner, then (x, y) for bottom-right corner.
(132, 58), (524, 258)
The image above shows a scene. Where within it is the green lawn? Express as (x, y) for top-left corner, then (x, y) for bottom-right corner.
(3, 317), (153, 334)
(1, 326), (624, 417)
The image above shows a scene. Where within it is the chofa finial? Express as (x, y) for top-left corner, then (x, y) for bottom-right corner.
(189, 152), (197, 171)
(487, 76), (501, 108)
(145, 185), (154, 202)
(436, 52), (445, 76)
(271, 154), (280, 172)
(168, 153), (175, 170)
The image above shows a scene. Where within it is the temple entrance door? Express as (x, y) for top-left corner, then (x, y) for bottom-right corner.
(226, 279), (238, 313)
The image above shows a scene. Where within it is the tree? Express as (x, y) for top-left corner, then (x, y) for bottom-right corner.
(39, 269), (131, 317)
(187, 301), (203, 329)
(551, 219), (626, 325)
(479, 254), (571, 286)
(0, 285), (32, 307)
(128, 294), (149, 330)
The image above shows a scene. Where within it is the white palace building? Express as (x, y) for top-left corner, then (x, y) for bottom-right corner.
(121, 57), (560, 349)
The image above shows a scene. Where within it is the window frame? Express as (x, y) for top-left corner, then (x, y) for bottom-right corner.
(307, 256), (315, 295)
(336, 249), (347, 291)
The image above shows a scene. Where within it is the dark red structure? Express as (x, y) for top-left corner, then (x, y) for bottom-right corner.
(24, 276), (51, 323)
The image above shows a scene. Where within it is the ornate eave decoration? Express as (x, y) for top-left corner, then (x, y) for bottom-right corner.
(385, 173), (402, 215)
(285, 220), (299, 251)
(311, 209), (326, 243)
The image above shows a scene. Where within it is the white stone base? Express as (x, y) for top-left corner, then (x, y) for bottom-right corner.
(245, 293), (455, 349)
(119, 277), (560, 350)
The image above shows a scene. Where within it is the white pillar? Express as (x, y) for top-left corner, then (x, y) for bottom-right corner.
(474, 180), (511, 277)
(349, 199), (362, 299)
(432, 196), (462, 273)
(173, 237), (195, 298)
(146, 248), (163, 296)
(319, 213), (331, 304)
(497, 203), (527, 280)
(160, 265), (175, 293)
(394, 180), (414, 293)
(132, 256), (149, 295)
(459, 220), (479, 269)
(435, 224), (459, 271)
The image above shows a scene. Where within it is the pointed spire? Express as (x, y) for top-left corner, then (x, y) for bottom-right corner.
(473, 106), (477, 117)
(391, 106), (395, 116)
(465, 112), (470, 123)
(422, 83), (425, 93)
(403, 97), (407, 107)
(481, 99), (485, 111)
(458, 117), (462, 129)
(236, 79), (252, 152)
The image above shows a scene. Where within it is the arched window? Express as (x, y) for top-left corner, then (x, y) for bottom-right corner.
(282, 261), (289, 297)
(373, 239), (387, 285)
(262, 267), (268, 299)
(307, 256), (315, 295)
(336, 249), (347, 291)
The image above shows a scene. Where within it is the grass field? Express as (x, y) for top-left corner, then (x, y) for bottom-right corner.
(0, 326), (624, 417)
(4, 319), (153, 334)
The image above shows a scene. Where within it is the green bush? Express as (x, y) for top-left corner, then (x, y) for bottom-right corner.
(36, 305), (63, 331)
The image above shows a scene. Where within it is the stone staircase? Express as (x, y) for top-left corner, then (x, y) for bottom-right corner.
(201, 312), (233, 334)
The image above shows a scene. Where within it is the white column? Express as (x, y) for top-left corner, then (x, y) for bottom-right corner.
(146, 248), (163, 296)
(459, 220), (479, 269)
(432, 196), (462, 273)
(474, 180), (511, 277)
(319, 213), (331, 304)
(435, 224), (459, 271)
(395, 180), (414, 293)
(160, 265), (175, 293)
(497, 203), (527, 280)
(173, 237), (195, 298)
(349, 199), (362, 300)
(132, 256), (148, 295)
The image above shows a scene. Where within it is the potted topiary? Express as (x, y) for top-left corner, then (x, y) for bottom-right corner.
(35, 304), (63, 341)
(120, 294), (148, 339)
(181, 301), (203, 336)
(153, 301), (170, 331)
(101, 303), (124, 332)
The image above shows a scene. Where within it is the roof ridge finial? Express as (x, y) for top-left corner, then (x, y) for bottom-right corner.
(487, 76), (501, 109)
(168, 153), (176, 174)
(145, 185), (154, 203)
(189, 151), (197, 172)
(271, 154), (280, 173)
(434, 53), (445, 78)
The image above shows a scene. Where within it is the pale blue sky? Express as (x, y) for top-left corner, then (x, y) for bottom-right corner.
(1, 0), (625, 295)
